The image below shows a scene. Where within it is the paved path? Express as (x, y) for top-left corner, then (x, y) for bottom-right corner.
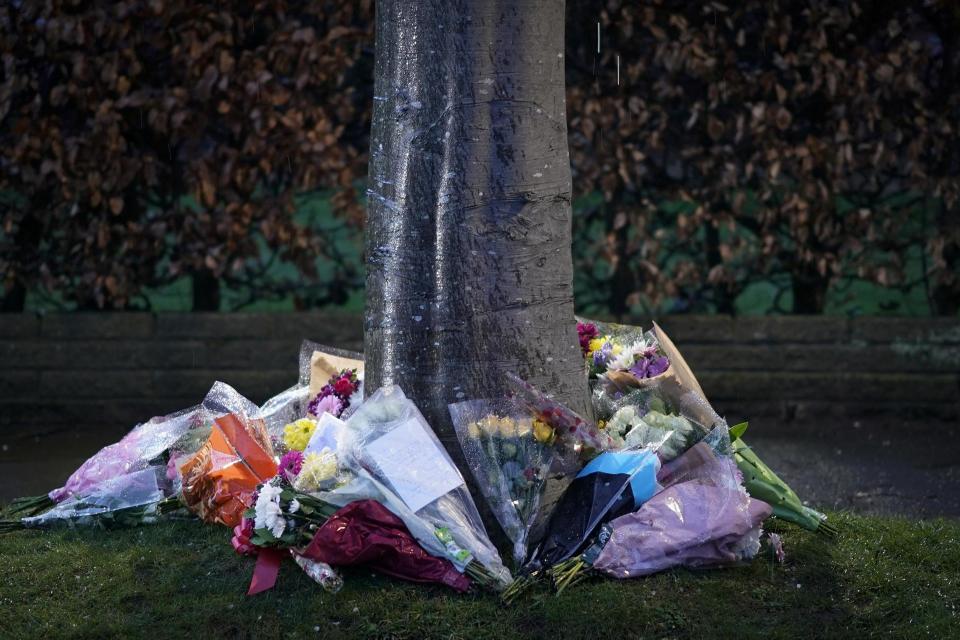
(2, 417), (958, 519)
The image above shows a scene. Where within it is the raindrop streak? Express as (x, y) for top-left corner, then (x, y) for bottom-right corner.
(596, 22), (600, 53)
(617, 55), (620, 85)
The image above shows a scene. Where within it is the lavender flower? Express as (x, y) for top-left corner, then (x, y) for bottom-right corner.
(308, 392), (344, 418)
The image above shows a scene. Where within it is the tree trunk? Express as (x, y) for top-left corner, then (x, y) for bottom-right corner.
(792, 266), (830, 314)
(191, 269), (221, 312)
(1, 280), (26, 312)
(364, 0), (591, 460)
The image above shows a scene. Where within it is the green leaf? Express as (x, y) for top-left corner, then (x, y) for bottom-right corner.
(729, 421), (749, 440)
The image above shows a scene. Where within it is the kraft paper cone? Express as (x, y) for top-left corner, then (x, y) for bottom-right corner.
(653, 322), (706, 398)
(309, 351), (364, 400)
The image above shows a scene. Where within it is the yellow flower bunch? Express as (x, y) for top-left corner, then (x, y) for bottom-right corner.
(467, 414), (533, 439)
(532, 417), (555, 444)
(586, 335), (622, 358)
(282, 418), (317, 452)
(294, 449), (339, 492)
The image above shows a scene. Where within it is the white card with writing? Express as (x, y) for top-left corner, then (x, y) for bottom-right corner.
(305, 413), (347, 455)
(365, 418), (463, 513)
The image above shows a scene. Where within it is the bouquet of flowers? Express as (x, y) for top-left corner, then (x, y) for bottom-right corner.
(579, 320), (671, 393)
(579, 318), (835, 537)
(307, 368), (362, 419)
(731, 423), (837, 536)
(179, 412), (277, 527)
(522, 444), (664, 573)
(341, 385), (513, 590)
(236, 471), (472, 594)
(549, 427), (772, 592)
(506, 372), (616, 456)
(0, 467), (181, 533)
(4, 403), (207, 519)
(448, 398), (559, 565)
(600, 389), (708, 459)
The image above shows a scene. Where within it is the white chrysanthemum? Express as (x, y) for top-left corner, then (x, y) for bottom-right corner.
(254, 481), (286, 538)
(607, 338), (654, 371)
(607, 405), (642, 438)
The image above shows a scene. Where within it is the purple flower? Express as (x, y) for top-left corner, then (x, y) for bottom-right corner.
(628, 355), (670, 379)
(308, 392), (344, 418)
(593, 341), (614, 368)
(279, 450), (304, 480)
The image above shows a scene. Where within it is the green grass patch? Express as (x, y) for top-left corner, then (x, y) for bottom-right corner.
(1, 513), (957, 639)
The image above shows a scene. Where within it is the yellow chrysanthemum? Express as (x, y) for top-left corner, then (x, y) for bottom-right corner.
(294, 449), (339, 492)
(586, 337), (605, 355)
(532, 418), (555, 444)
(283, 418), (317, 452)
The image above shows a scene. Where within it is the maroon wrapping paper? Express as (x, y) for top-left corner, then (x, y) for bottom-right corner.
(302, 500), (471, 592)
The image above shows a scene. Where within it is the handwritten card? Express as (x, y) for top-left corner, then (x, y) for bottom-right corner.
(365, 418), (464, 513)
(305, 413), (347, 455)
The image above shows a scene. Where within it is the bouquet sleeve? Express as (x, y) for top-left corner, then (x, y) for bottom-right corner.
(302, 500), (471, 592)
(524, 446), (662, 571)
(342, 385), (511, 588)
(448, 398), (556, 565)
(23, 467), (168, 529)
(180, 412), (277, 527)
(48, 404), (205, 503)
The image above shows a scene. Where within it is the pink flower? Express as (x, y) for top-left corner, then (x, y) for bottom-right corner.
(310, 393), (344, 418)
(279, 450), (304, 481)
(231, 518), (258, 556)
(165, 455), (180, 483)
(577, 322), (598, 355)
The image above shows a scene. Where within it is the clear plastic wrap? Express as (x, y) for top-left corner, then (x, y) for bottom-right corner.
(448, 398), (556, 565)
(48, 404), (206, 502)
(179, 405), (278, 528)
(505, 372), (614, 543)
(293, 553), (344, 593)
(260, 384), (311, 443)
(547, 423), (771, 589)
(599, 387), (712, 461)
(341, 385), (512, 588)
(588, 435), (771, 578)
(25, 467), (168, 529)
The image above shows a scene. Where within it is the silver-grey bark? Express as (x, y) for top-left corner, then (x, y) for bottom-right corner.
(364, 0), (590, 461)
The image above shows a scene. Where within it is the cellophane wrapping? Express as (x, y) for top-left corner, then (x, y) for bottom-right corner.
(48, 403), (207, 503)
(587, 426), (772, 578)
(179, 383), (278, 527)
(292, 553), (344, 594)
(448, 398), (556, 566)
(340, 385), (512, 588)
(595, 386), (713, 461)
(524, 442), (665, 571)
(301, 500), (472, 593)
(25, 467), (168, 529)
(504, 372), (614, 543)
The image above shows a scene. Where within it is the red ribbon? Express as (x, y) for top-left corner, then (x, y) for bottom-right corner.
(246, 548), (284, 596)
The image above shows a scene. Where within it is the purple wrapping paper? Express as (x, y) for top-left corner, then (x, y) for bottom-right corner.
(592, 481), (772, 578)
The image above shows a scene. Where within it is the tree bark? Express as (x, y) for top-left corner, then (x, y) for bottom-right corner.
(191, 268), (221, 312)
(792, 266), (830, 314)
(364, 0), (591, 459)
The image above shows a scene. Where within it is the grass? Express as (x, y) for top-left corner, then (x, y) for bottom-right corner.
(0, 513), (957, 639)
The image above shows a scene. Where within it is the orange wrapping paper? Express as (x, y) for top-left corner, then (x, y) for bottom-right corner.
(180, 413), (277, 527)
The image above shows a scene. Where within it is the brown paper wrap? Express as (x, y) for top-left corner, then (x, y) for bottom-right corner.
(308, 351), (364, 400)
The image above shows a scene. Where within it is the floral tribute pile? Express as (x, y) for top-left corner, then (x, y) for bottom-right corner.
(2, 325), (833, 599)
